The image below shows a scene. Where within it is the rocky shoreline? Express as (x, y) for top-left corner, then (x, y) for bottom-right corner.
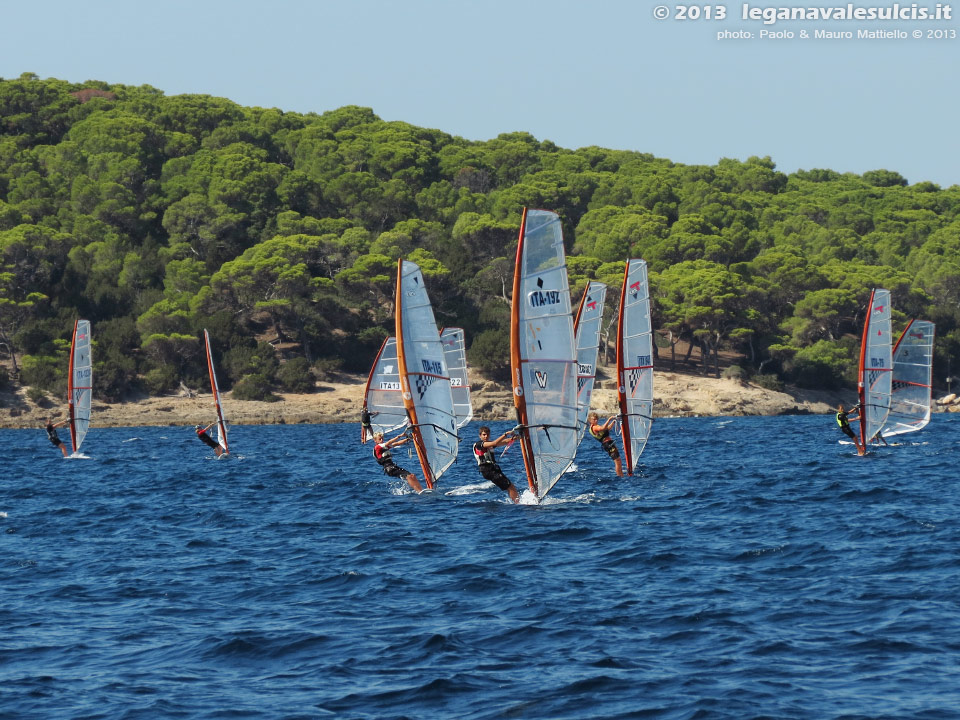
(0, 368), (880, 430)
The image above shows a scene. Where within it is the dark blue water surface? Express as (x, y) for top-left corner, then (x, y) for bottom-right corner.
(2, 414), (959, 719)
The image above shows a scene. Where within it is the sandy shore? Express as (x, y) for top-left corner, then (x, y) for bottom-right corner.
(0, 368), (865, 430)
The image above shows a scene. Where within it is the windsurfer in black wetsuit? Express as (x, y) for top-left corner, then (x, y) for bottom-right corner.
(473, 426), (520, 503)
(45, 417), (70, 458)
(195, 422), (225, 457)
(360, 406), (378, 444)
(836, 404), (861, 452)
(587, 412), (623, 477)
(372, 431), (423, 493)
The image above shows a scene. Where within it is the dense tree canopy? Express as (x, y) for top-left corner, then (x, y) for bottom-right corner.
(2, 72), (959, 401)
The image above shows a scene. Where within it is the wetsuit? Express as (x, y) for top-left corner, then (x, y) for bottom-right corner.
(473, 441), (512, 491)
(360, 408), (373, 432)
(197, 427), (220, 449)
(374, 442), (410, 478)
(590, 423), (620, 460)
(836, 411), (857, 441)
(46, 422), (63, 448)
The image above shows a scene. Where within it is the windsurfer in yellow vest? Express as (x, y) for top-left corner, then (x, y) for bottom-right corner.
(587, 412), (623, 477)
(372, 431), (424, 493)
(836, 404), (861, 451)
(195, 422), (225, 457)
(473, 426), (520, 503)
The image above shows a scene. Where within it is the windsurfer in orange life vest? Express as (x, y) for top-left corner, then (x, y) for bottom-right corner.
(372, 431), (424, 493)
(473, 426), (520, 503)
(195, 422), (225, 457)
(587, 411), (623, 477)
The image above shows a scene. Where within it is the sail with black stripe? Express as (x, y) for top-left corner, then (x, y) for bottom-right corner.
(510, 208), (578, 501)
(616, 259), (653, 474)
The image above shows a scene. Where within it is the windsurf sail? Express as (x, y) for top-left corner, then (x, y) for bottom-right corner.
(616, 259), (654, 474)
(361, 336), (408, 440)
(203, 329), (229, 455)
(573, 282), (607, 446)
(856, 288), (892, 453)
(510, 208), (579, 501)
(879, 319), (934, 438)
(67, 319), (92, 454)
(395, 259), (459, 489)
(440, 327), (473, 429)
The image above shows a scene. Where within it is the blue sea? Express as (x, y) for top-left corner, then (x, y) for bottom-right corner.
(2, 413), (959, 719)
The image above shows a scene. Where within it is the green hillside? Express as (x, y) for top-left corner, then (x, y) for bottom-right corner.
(2, 72), (959, 403)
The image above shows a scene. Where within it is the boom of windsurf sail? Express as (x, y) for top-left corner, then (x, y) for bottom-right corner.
(68, 319), (92, 454)
(440, 327), (473, 429)
(395, 259), (459, 489)
(880, 319), (934, 438)
(616, 259), (653, 474)
(573, 282), (607, 447)
(362, 336), (408, 438)
(203, 329), (229, 455)
(510, 208), (579, 501)
(856, 288), (892, 453)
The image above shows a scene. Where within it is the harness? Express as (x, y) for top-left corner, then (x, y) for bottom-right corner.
(374, 443), (394, 467)
(474, 441), (496, 466)
(836, 412), (849, 429)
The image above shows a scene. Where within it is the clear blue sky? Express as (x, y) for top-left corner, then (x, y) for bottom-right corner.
(4, 0), (959, 186)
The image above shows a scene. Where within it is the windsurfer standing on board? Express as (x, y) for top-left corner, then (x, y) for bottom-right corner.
(360, 407), (378, 444)
(836, 404), (861, 451)
(372, 431), (424, 493)
(45, 417), (71, 458)
(473, 426), (520, 503)
(195, 422), (225, 457)
(587, 412), (623, 477)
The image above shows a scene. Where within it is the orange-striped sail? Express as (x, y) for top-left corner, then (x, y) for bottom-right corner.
(203, 329), (229, 455)
(510, 208), (578, 501)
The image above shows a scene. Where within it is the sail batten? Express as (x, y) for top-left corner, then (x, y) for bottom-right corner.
(510, 208), (578, 501)
(616, 260), (653, 474)
(395, 259), (458, 489)
(880, 319), (934, 438)
(203, 329), (229, 454)
(68, 319), (92, 454)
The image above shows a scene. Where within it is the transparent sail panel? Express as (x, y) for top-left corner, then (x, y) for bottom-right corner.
(440, 328), (473, 429)
(574, 282), (607, 446)
(618, 260), (653, 471)
(881, 320), (934, 437)
(70, 319), (93, 452)
(860, 289), (893, 444)
(514, 210), (578, 499)
(365, 337), (409, 435)
(398, 261), (459, 483)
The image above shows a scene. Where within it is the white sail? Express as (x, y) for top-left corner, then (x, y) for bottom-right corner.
(68, 319), (92, 454)
(440, 327), (473, 429)
(362, 337), (408, 436)
(203, 329), (229, 454)
(616, 259), (653, 474)
(510, 208), (578, 501)
(856, 288), (893, 450)
(573, 282), (607, 446)
(396, 259), (459, 488)
(880, 319), (934, 438)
